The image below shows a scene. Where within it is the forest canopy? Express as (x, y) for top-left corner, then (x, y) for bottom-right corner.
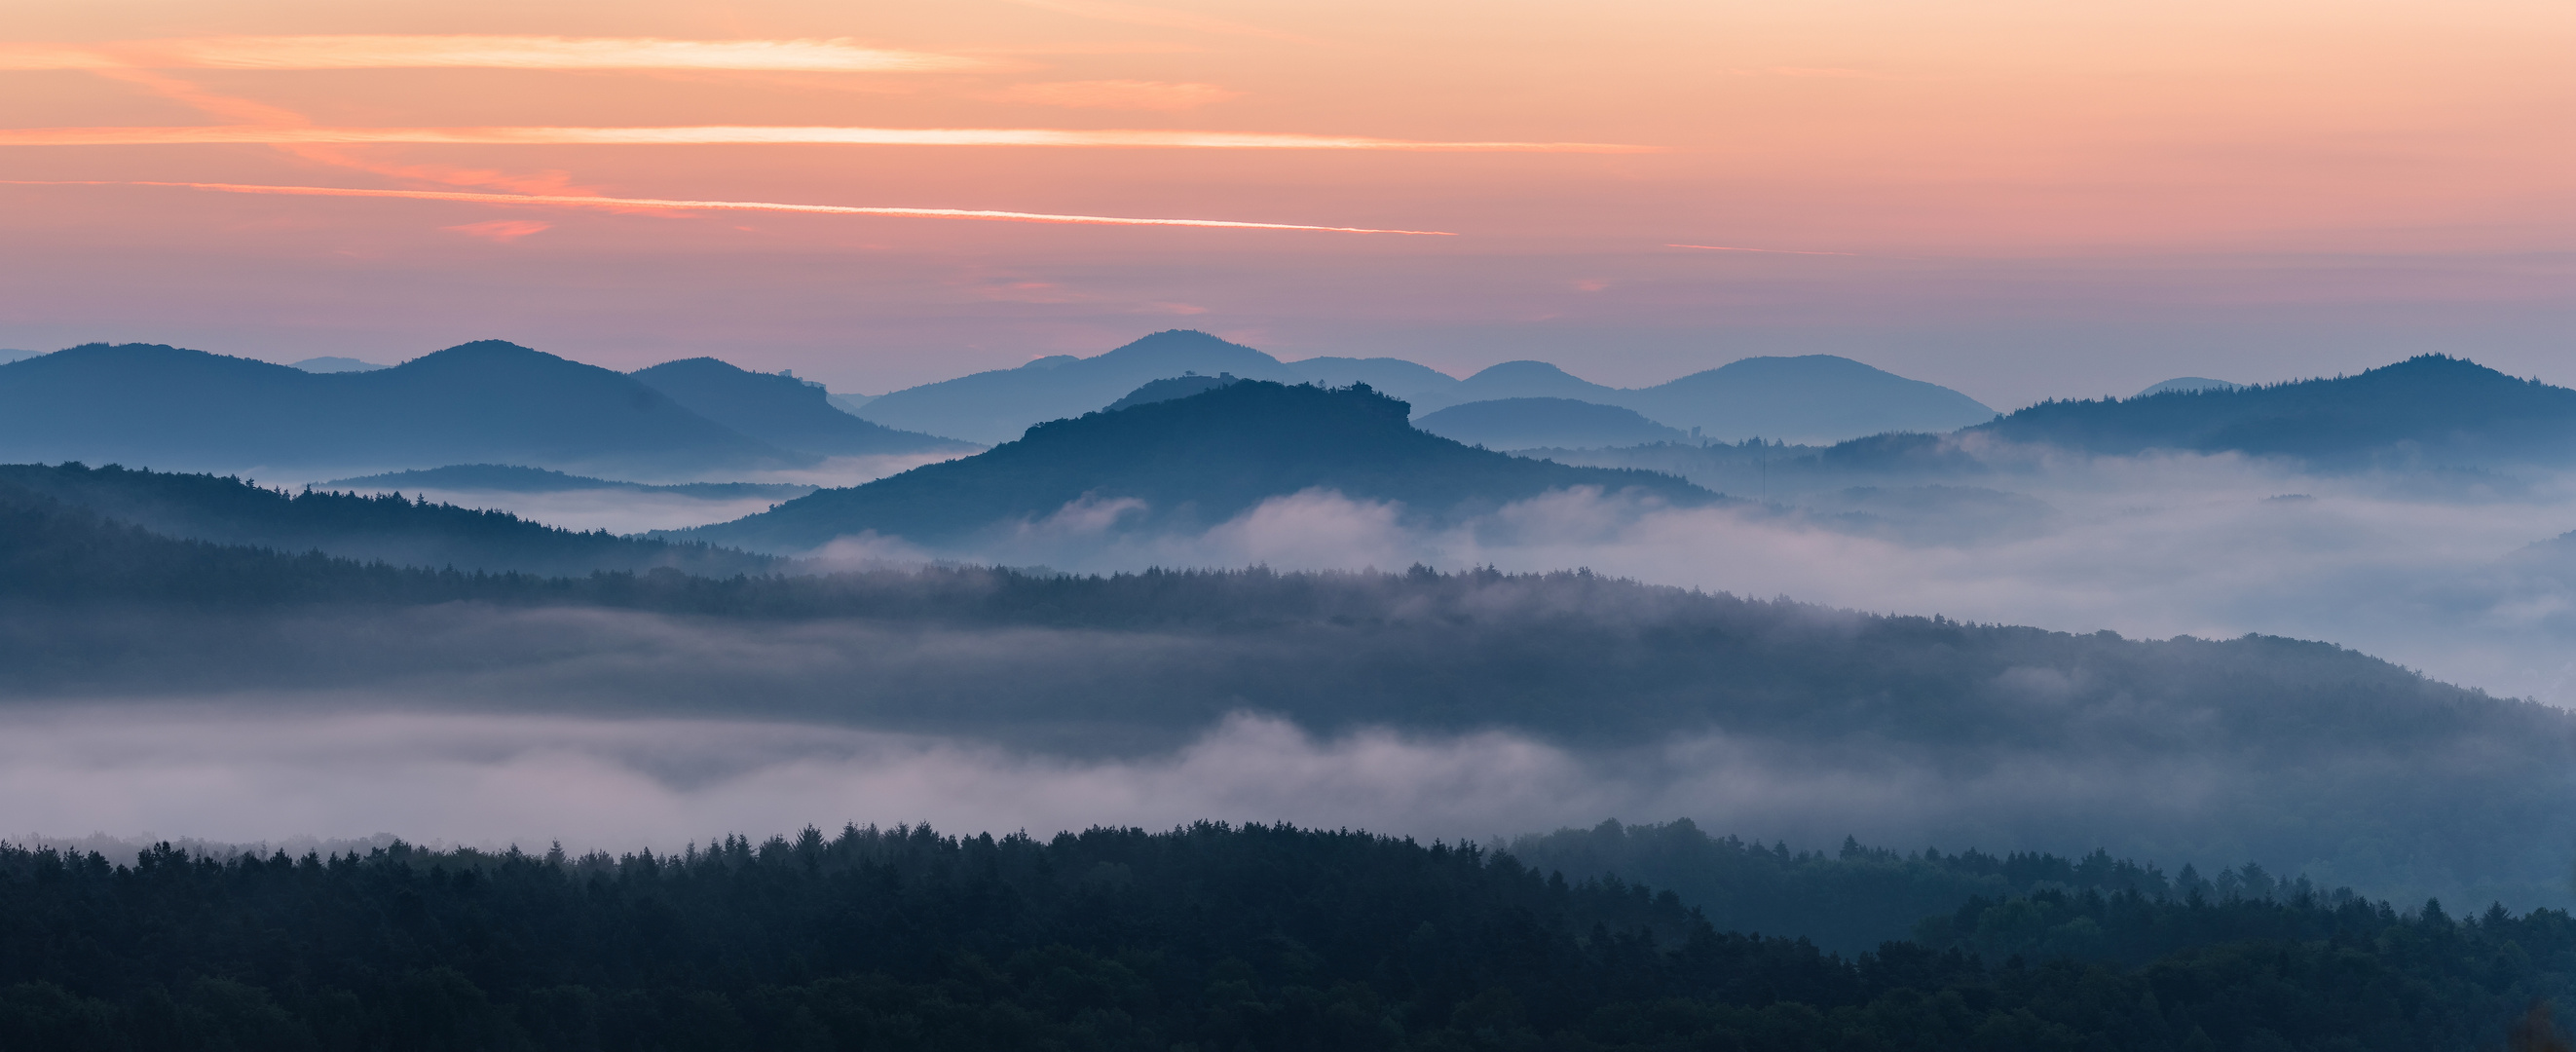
(0, 823), (2565, 1051)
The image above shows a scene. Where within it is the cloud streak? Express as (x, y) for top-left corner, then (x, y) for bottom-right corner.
(0, 35), (981, 73)
(0, 179), (1456, 234)
(0, 125), (1650, 152)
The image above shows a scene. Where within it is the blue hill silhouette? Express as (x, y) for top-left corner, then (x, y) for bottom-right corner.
(1102, 372), (1240, 411)
(1414, 396), (1689, 449)
(1977, 355), (2576, 466)
(677, 379), (1713, 552)
(851, 330), (1992, 447)
(0, 462), (777, 577)
(0, 340), (802, 478)
(629, 357), (977, 457)
(1620, 356), (1997, 442)
(1400, 356), (1995, 443)
(853, 330), (1307, 444)
(1418, 360), (1623, 408)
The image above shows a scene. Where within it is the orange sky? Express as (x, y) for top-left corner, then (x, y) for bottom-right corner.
(1, 0), (2567, 403)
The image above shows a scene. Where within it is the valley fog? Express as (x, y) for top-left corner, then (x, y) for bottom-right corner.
(763, 450), (2576, 706)
(1, 702), (2545, 914)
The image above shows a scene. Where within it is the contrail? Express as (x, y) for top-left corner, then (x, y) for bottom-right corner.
(1667, 243), (1855, 256)
(0, 180), (1457, 235)
(0, 125), (1654, 153)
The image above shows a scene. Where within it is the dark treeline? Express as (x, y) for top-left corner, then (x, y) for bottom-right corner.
(0, 463), (777, 578)
(1, 824), (2567, 1051)
(1512, 819), (2191, 956)
(1504, 819), (2401, 958)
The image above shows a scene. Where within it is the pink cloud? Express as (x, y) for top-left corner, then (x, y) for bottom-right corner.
(445, 219), (553, 243)
(8, 179), (1455, 235)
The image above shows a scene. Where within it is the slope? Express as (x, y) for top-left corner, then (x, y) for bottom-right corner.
(1407, 360), (1624, 414)
(852, 330), (1306, 444)
(1976, 355), (2576, 466)
(629, 357), (978, 456)
(1414, 396), (1690, 449)
(679, 380), (1713, 551)
(1102, 372), (1239, 411)
(0, 462), (777, 577)
(327, 464), (812, 501)
(0, 341), (804, 477)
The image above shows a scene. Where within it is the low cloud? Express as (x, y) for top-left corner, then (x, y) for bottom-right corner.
(444, 219), (551, 243)
(849, 454), (2576, 704)
(2, 703), (2529, 909)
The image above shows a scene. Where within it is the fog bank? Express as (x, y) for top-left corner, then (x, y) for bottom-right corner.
(1, 704), (2557, 911)
(818, 451), (2576, 705)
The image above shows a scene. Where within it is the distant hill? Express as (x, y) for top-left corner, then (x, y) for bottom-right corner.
(853, 330), (1309, 444)
(326, 464), (813, 501)
(1283, 356), (1462, 402)
(848, 331), (1987, 447)
(629, 357), (977, 457)
(1618, 356), (1997, 443)
(1408, 360), (1624, 413)
(0, 462), (777, 577)
(0, 341), (803, 478)
(290, 356), (387, 373)
(678, 380), (1714, 552)
(1977, 355), (2576, 466)
(1102, 373), (1240, 411)
(1414, 396), (1690, 450)
(2137, 376), (2241, 396)
(1398, 356), (1993, 443)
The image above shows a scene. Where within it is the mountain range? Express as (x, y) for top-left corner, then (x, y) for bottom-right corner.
(0, 340), (966, 480)
(1387, 356), (2000, 442)
(850, 329), (1997, 446)
(678, 379), (1714, 553)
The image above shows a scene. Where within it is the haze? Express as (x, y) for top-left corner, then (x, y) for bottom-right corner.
(3, 0), (2567, 406)
(9, 5), (2576, 1040)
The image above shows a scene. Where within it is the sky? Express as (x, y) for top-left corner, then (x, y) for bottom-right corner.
(0, 0), (2566, 406)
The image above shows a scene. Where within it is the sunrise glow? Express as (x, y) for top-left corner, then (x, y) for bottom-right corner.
(0, 0), (2563, 398)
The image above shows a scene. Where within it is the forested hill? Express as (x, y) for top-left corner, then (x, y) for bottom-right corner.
(675, 379), (1714, 552)
(0, 463), (777, 578)
(628, 357), (978, 457)
(1972, 355), (2576, 465)
(0, 823), (2565, 1050)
